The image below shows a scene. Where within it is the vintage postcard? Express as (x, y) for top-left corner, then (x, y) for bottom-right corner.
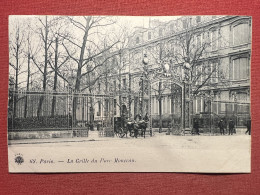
(8, 15), (251, 173)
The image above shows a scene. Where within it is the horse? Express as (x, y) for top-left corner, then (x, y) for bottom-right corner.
(114, 116), (135, 138)
(132, 114), (149, 138)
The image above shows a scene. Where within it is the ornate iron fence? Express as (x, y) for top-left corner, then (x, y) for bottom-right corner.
(8, 90), (115, 139)
(192, 100), (250, 134)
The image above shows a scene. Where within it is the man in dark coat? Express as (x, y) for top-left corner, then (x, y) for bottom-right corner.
(245, 119), (251, 135)
(144, 113), (149, 122)
(219, 119), (225, 135)
(228, 119), (235, 135)
(193, 119), (200, 135)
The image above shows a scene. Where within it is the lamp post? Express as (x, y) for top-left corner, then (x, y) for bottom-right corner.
(87, 61), (94, 131)
(141, 54), (153, 136)
(182, 61), (192, 134)
(140, 54), (148, 117)
(209, 90), (214, 135)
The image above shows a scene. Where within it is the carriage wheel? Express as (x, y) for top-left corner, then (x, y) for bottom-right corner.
(117, 127), (125, 138)
(129, 130), (135, 137)
(119, 133), (126, 138)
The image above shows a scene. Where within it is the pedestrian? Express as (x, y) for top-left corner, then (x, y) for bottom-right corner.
(134, 114), (142, 138)
(245, 119), (251, 135)
(218, 119), (225, 135)
(144, 113), (149, 122)
(193, 119), (200, 135)
(228, 119), (235, 135)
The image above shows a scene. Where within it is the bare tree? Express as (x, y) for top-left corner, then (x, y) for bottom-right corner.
(23, 34), (32, 118)
(147, 17), (230, 129)
(61, 16), (120, 124)
(31, 16), (58, 117)
(9, 22), (25, 118)
(47, 19), (70, 116)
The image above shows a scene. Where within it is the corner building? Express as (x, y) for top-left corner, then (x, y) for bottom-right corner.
(94, 16), (251, 132)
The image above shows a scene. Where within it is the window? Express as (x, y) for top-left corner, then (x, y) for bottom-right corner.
(97, 101), (101, 116)
(134, 52), (142, 64)
(237, 93), (248, 102)
(182, 19), (187, 29)
(114, 99), (117, 115)
(233, 23), (249, 46)
(113, 80), (116, 91)
(148, 32), (151, 40)
(112, 58), (117, 65)
(162, 97), (166, 114)
(155, 98), (158, 114)
(212, 96), (218, 114)
(200, 64), (204, 85)
(136, 37), (140, 44)
(195, 65), (201, 85)
(196, 16), (201, 23)
(98, 82), (101, 91)
(159, 29), (163, 36)
(147, 47), (152, 62)
(211, 30), (218, 51)
(169, 41), (175, 55)
(210, 61), (218, 83)
(167, 96), (171, 114)
(104, 99), (108, 116)
(197, 34), (202, 48)
(122, 78), (126, 90)
(197, 97), (201, 113)
(231, 57), (249, 80)
(203, 32), (210, 46)
(170, 24), (174, 32)
(236, 93), (250, 113)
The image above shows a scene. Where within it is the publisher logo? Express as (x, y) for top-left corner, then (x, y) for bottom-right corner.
(14, 154), (24, 165)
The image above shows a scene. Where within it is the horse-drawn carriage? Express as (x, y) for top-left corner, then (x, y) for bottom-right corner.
(114, 114), (149, 138)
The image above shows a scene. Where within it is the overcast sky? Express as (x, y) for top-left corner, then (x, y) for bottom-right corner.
(8, 15), (180, 89)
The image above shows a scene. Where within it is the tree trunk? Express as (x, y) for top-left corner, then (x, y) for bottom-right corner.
(72, 17), (91, 124)
(13, 54), (18, 118)
(37, 16), (48, 117)
(88, 73), (94, 130)
(51, 37), (58, 117)
(158, 81), (162, 133)
(128, 73), (131, 118)
(159, 97), (162, 133)
(24, 53), (30, 118)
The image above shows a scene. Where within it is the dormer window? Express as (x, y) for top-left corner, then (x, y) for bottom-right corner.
(196, 16), (201, 23)
(183, 19), (187, 29)
(98, 82), (101, 91)
(136, 37), (140, 44)
(159, 29), (163, 36)
(170, 24), (174, 32)
(148, 32), (151, 40)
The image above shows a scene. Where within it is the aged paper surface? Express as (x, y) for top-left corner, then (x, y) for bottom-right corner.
(8, 15), (251, 173)
(9, 135), (250, 173)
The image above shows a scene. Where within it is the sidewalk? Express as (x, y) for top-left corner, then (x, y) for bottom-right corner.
(8, 128), (249, 145)
(8, 131), (109, 145)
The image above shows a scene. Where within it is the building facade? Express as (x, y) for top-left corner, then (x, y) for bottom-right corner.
(93, 16), (251, 130)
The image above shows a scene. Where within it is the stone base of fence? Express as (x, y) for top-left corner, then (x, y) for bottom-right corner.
(8, 130), (73, 140)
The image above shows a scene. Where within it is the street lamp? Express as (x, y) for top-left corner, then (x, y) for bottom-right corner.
(140, 54), (149, 117)
(142, 53), (153, 136)
(182, 61), (192, 134)
(143, 54), (148, 65)
(209, 90), (214, 135)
